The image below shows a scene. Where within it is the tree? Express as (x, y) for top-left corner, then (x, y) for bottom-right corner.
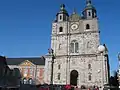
(109, 71), (119, 86)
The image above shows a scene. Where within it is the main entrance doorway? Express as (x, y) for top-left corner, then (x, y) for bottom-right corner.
(70, 70), (78, 86)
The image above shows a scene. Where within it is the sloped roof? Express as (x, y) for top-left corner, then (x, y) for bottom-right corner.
(6, 57), (45, 65)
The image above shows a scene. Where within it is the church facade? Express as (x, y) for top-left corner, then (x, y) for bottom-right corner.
(45, 0), (110, 89)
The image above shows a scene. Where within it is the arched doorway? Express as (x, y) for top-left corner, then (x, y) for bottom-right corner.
(70, 70), (78, 86)
(23, 78), (27, 84)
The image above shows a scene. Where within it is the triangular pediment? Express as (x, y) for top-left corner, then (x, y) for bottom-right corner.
(19, 60), (35, 66)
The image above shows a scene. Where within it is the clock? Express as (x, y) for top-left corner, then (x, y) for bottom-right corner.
(71, 23), (79, 30)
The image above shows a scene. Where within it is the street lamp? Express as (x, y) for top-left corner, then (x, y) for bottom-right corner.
(98, 45), (106, 88)
(48, 48), (55, 84)
(98, 45), (105, 53)
(118, 53), (120, 88)
(23, 73), (27, 78)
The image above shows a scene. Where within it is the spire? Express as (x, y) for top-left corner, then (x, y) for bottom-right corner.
(59, 4), (68, 14)
(60, 4), (65, 10)
(73, 8), (77, 14)
(85, 0), (95, 10)
(86, 0), (92, 6)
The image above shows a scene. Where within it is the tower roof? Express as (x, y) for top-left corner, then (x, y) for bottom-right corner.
(86, 0), (92, 6)
(84, 0), (96, 10)
(56, 4), (69, 16)
(69, 8), (81, 21)
(6, 56), (45, 65)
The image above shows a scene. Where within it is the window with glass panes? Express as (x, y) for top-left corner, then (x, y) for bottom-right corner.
(70, 40), (79, 53)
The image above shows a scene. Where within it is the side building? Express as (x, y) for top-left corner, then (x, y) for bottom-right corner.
(6, 56), (45, 85)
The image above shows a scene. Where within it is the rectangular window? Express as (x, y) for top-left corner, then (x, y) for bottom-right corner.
(24, 68), (28, 74)
(30, 68), (33, 76)
(58, 64), (61, 69)
(88, 12), (91, 16)
(75, 43), (78, 53)
(37, 69), (40, 77)
(58, 73), (61, 80)
(59, 44), (62, 50)
(60, 15), (62, 20)
(70, 43), (74, 53)
(88, 74), (92, 81)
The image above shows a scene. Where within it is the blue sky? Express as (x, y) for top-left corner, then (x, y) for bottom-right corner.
(0, 0), (119, 75)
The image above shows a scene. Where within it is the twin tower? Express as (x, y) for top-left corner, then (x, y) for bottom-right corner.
(45, 0), (110, 89)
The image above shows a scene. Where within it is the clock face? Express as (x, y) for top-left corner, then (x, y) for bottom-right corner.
(71, 23), (79, 30)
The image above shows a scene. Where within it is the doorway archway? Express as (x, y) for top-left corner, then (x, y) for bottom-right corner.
(70, 70), (78, 86)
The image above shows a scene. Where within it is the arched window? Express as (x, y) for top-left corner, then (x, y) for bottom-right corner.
(59, 27), (63, 32)
(88, 74), (92, 81)
(86, 24), (90, 29)
(28, 78), (33, 84)
(70, 40), (79, 53)
(88, 64), (91, 69)
(23, 78), (27, 84)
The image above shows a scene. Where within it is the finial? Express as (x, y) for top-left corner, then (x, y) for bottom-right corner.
(73, 8), (77, 14)
(86, 0), (92, 6)
(60, 4), (65, 10)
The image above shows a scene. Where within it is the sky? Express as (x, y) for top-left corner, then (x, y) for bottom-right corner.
(0, 0), (119, 75)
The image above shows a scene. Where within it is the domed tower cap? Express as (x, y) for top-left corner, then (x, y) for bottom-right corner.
(85, 0), (96, 10)
(56, 4), (68, 16)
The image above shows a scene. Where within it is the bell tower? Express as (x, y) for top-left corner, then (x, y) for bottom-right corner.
(56, 4), (69, 22)
(51, 4), (69, 55)
(82, 0), (97, 19)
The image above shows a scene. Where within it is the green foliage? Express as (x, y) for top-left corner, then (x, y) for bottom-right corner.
(109, 71), (119, 86)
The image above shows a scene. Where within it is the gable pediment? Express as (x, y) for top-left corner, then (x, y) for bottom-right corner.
(19, 60), (35, 66)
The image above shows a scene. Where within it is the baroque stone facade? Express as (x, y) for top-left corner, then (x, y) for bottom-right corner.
(45, 0), (110, 89)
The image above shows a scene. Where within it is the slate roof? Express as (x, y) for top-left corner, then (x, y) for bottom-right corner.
(6, 56), (45, 65)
